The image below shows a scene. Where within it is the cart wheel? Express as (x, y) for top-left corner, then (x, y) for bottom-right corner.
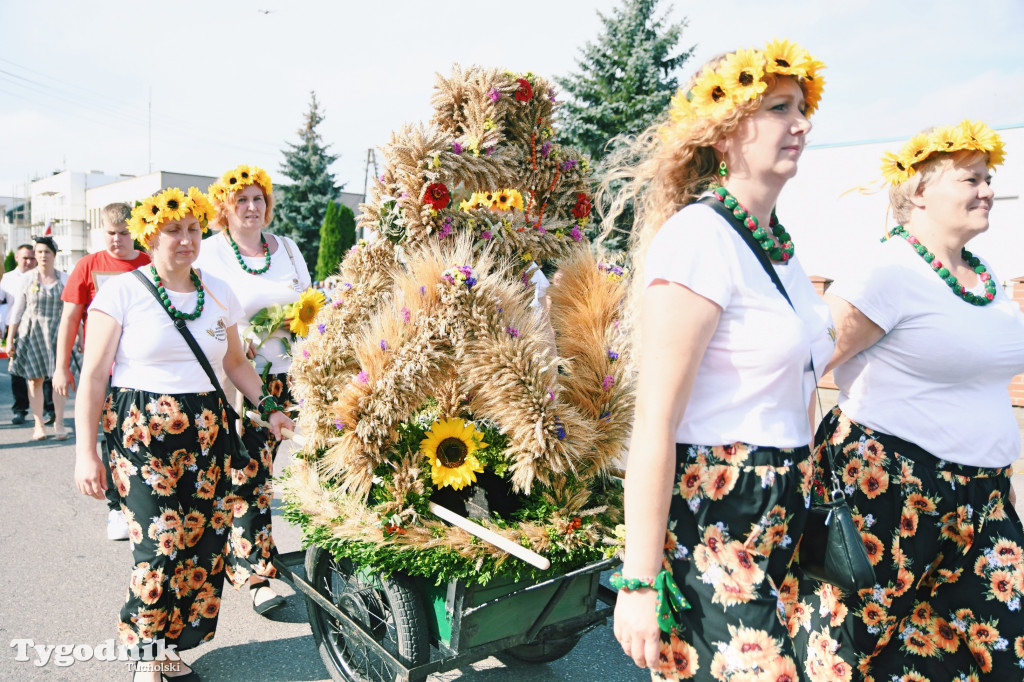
(506, 634), (582, 663)
(305, 546), (429, 681)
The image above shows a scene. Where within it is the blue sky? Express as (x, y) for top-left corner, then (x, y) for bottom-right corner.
(1, 0), (1021, 197)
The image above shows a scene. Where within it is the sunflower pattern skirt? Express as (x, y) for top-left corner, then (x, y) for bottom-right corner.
(104, 387), (243, 652)
(225, 372), (294, 587)
(790, 407), (1024, 681)
(653, 442), (813, 681)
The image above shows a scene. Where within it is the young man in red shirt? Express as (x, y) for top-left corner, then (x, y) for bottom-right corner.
(54, 202), (149, 540)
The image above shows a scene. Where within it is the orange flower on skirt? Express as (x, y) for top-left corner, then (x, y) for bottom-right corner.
(861, 531), (884, 565)
(701, 464), (739, 500)
(657, 634), (699, 678)
(859, 464), (889, 499)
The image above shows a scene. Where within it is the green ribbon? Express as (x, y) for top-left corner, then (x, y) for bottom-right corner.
(610, 569), (690, 633)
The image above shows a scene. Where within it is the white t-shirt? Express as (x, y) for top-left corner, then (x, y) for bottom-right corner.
(645, 202), (833, 448)
(194, 231), (311, 374)
(89, 268), (244, 394)
(832, 237), (1024, 467)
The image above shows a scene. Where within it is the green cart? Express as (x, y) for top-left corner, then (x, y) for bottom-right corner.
(274, 548), (617, 682)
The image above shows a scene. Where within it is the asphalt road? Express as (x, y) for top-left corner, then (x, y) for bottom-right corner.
(0, 357), (646, 682)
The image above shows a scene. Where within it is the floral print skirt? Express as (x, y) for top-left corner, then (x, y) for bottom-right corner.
(791, 407), (1024, 681)
(104, 387), (242, 652)
(225, 371), (294, 588)
(653, 442), (813, 681)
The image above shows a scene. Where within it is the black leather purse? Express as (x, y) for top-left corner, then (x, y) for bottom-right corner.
(132, 269), (252, 470)
(699, 196), (875, 593)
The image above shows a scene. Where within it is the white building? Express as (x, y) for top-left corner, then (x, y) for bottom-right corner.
(29, 171), (123, 271)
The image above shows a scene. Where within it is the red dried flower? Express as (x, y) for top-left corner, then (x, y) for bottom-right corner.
(514, 78), (533, 103)
(423, 182), (451, 211)
(572, 192), (592, 219)
(567, 516), (582, 532)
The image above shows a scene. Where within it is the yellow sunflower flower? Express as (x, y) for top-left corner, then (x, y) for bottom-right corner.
(930, 125), (961, 154)
(139, 196), (161, 224)
(762, 38), (811, 77)
(958, 120), (1005, 167)
(668, 88), (696, 123)
(689, 68), (733, 119)
(718, 49), (767, 102)
(186, 187), (214, 228)
(986, 137), (1006, 168)
(159, 188), (189, 222)
(880, 151), (912, 186)
(494, 190), (512, 211)
(899, 133), (936, 169)
(420, 418), (487, 491)
(289, 288), (327, 337)
(800, 70), (826, 117)
(508, 189), (524, 211)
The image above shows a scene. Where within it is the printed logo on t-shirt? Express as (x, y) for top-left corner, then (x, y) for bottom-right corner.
(206, 317), (228, 342)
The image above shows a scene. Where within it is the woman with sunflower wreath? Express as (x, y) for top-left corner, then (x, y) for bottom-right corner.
(790, 122), (1024, 680)
(603, 39), (833, 680)
(193, 164), (312, 616)
(73, 187), (293, 682)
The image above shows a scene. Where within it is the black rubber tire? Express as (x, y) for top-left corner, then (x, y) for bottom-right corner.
(505, 633), (582, 663)
(304, 545), (429, 682)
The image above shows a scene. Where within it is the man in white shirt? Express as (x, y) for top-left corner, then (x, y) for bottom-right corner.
(1, 244), (54, 424)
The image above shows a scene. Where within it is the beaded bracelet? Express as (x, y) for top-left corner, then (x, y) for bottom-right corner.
(610, 569), (690, 634)
(257, 393), (283, 421)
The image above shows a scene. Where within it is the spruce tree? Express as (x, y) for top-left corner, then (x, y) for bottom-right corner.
(315, 201), (358, 281)
(277, 91), (340, 270)
(338, 202), (356, 255)
(557, 0), (693, 163)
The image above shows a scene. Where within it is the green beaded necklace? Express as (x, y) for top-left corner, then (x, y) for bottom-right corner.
(711, 186), (794, 261)
(226, 230), (271, 275)
(885, 225), (996, 306)
(151, 266), (205, 320)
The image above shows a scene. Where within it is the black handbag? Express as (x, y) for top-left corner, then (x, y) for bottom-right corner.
(131, 269), (252, 469)
(699, 196), (875, 593)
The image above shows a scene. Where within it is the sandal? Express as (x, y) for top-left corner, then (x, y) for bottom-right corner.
(250, 581), (286, 616)
(53, 430), (71, 441)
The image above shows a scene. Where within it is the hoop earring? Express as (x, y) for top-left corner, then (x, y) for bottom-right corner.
(718, 161), (728, 178)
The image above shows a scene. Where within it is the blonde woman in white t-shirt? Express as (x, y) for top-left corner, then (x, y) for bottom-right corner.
(792, 123), (1024, 679)
(603, 41), (834, 680)
(73, 188), (293, 682)
(195, 164), (311, 616)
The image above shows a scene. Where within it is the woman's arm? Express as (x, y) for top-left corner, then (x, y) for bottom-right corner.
(614, 280), (721, 668)
(221, 324), (294, 438)
(5, 289), (26, 354)
(74, 311), (121, 499)
(824, 294), (885, 375)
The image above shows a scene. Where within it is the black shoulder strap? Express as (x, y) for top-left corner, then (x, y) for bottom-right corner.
(130, 269), (237, 418)
(697, 195), (793, 311)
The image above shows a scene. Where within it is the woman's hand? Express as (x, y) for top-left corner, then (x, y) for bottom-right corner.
(245, 340), (257, 361)
(613, 588), (662, 668)
(267, 410), (295, 441)
(75, 449), (107, 500)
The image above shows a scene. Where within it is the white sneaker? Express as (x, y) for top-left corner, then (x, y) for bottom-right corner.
(107, 509), (130, 541)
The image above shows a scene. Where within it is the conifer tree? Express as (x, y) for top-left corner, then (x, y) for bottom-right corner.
(315, 201), (358, 281)
(277, 91), (340, 270)
(4, 250), (15, 272)
(557, 0), (692, 163)
(338, 202), (356, 255)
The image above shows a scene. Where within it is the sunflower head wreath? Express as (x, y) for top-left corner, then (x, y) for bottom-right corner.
(127, 187), (214, 249)
(668, 38), (825, 124)
(880, 120), (1005, 186)
(208, 164), (274, 228)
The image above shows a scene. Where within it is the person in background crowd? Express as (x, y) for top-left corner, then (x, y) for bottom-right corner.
(54, 202), (150, 541)
(195, 164), (310, 616)
(606, 40), (832, 679)
(6, 236), (73, 440)
(792, 121), (1024, 680)
(74, 187), (292, 682)
(1, 243), (54, 425)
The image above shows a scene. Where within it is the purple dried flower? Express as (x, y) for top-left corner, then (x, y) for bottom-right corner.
(333, 419), (346, 431)
(317, 323), (326, 334)
(547, 388), (554, 401)
(332, 300), (343, 308)
(401, 306), (410, 323)
(600, 411), (611, 421)
(560, 158), (578, 171)
(548, 87), (556, 103)
(488, 88), (501, 102)
(540, 141), (551, 157)
(357, 370), (369, 383)
(608, 350), (619, 361)
(505, 326), (519, 338)
(380, 339), (388, 351)
(452, 142), (463, 155)
(555, 418), (566, 440)
(420, 285), (426, 296)
(438, 217), (453, 239)
(570, 225), (583, 242)
(484, 146), (495, 156)
(401, 192), (409, 198)
(378, 174), (385, 182)
(481, 230), (492, 240)
(602, 375), (615, 391)
(302, 350), (310, 358)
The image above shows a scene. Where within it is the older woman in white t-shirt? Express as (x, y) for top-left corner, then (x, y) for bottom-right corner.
(607, 42), (833, 679)
(792, 123), (1024, 679)
(73, 188), (292, 682)
(194, 164), (310, 615)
